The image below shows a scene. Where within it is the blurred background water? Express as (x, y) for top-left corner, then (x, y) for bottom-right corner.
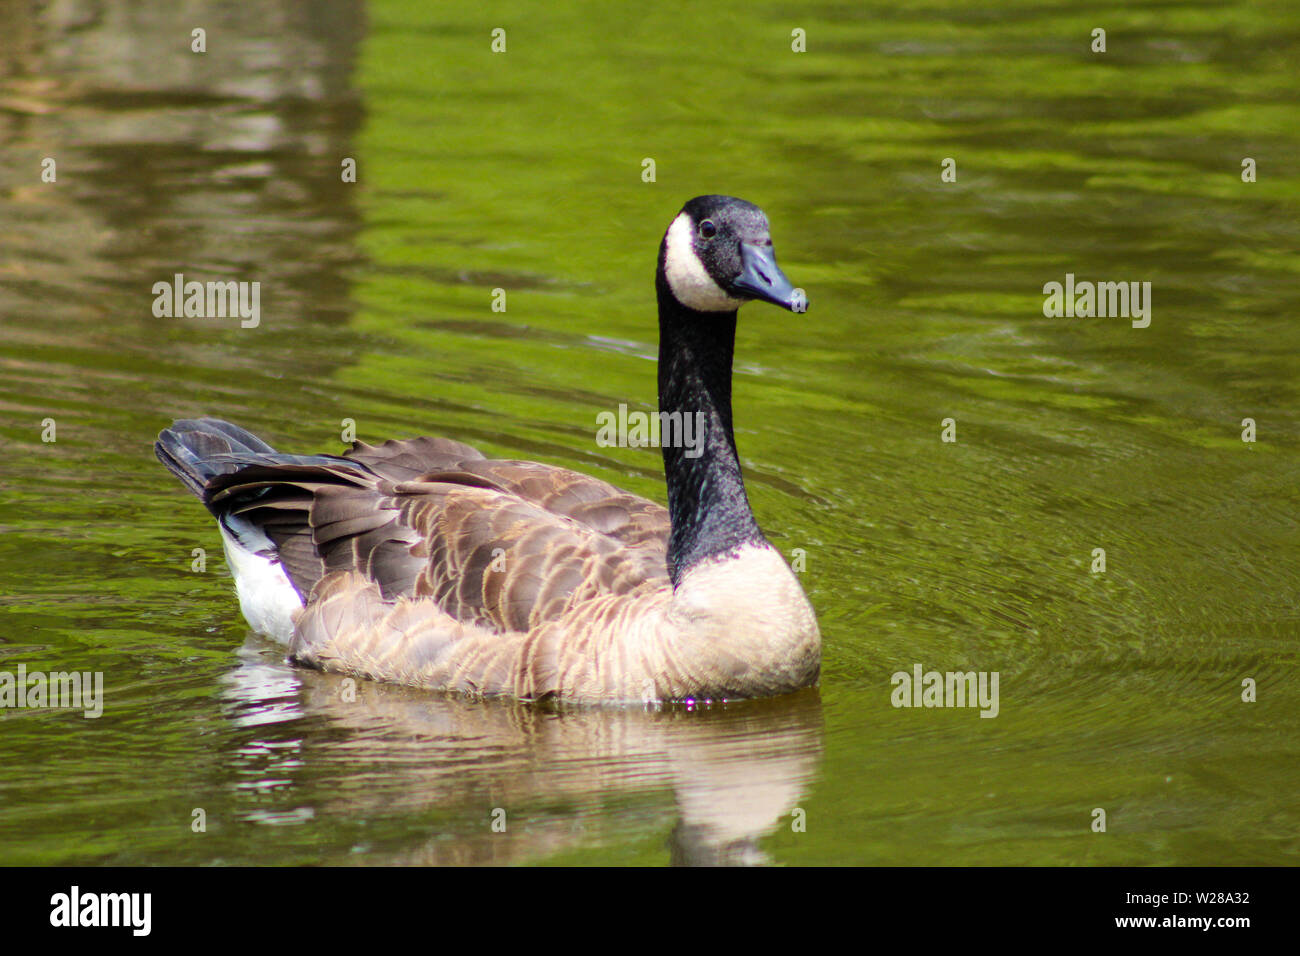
(0, 0), (1296, 865)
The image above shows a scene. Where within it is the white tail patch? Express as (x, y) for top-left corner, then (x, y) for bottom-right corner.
(219, 519), (303, 643)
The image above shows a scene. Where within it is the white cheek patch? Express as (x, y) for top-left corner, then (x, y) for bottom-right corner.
(663, 212), (745, 312)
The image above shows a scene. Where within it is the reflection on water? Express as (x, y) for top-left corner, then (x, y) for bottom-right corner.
(221, 637), (822, 866)
(1, 0), (1297, 866)
(0, 0), (365, 415)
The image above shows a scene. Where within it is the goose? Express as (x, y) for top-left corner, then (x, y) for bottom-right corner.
(156, 195), (821, 704)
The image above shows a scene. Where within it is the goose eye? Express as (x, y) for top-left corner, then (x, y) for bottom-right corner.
(699, 219), (717, 240)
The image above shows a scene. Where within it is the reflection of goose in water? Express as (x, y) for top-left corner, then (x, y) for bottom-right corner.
(219, 636), (823, 865)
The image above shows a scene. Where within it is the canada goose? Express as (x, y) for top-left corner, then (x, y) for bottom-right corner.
(156, 195), (820, 704)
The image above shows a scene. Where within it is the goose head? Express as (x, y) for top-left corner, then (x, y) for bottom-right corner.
(659, 195), (806, 314)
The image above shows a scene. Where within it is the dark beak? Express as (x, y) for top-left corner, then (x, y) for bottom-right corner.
(731, 242), (806, 312)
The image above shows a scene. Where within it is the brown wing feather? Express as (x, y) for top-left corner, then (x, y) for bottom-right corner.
(459, 460), (671, 550)
(208, 464), (384, 600)
(207, 435), (670, 632)
(342, 435), (485, 478)
(388, 480), (667, 633)
(344, 437), (670, 550)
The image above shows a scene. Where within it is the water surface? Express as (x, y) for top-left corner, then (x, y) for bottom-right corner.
(0, 0), (1297, 864)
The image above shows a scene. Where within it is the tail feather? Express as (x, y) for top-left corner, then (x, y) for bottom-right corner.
(154, 418), (353, 507)
(154, 418), (276, 499)
(155, 418), (368, 643)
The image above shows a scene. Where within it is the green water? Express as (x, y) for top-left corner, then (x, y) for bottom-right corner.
(0, 0), (1297, 865)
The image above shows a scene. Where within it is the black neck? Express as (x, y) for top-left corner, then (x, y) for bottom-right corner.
(655, 267), (766, 586)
